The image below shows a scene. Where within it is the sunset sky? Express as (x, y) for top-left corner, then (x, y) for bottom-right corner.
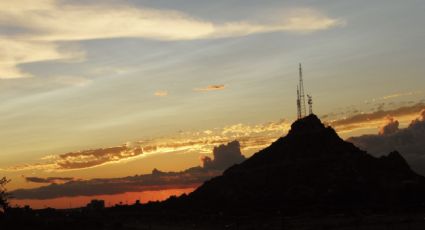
(1, 0), (425, 208)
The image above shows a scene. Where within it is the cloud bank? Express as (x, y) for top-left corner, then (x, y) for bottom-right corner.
(12, 167), (219, 199)
(348, 109), (425, 175)
(12, 140), (248, 199)
(0, 0), (342, 79)
(327, 103), (425, 132)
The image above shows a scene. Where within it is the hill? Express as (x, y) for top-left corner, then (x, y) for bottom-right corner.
(167, 114), (425, 214)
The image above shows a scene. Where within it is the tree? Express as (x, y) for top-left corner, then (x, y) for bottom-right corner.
(0, 177), (10, 214)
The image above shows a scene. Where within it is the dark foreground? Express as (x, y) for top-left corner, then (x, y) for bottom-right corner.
(2, 206), (425, 230)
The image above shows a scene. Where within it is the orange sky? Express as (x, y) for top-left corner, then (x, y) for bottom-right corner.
(11, 187), (196, 209)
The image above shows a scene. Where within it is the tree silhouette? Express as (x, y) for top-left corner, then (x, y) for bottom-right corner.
(0, 177), (10, 214)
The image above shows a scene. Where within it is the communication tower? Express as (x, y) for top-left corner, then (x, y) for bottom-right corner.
(297, 63), (307, 118)
(307, 94), (313, 115)
(296, 63), (313, 119)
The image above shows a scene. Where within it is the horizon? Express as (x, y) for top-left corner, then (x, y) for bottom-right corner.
(1, 0), (425, 210)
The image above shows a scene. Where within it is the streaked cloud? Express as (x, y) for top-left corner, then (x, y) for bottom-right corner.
(327, 103), (425, 132)
(154, 90), (168, 97)
(56, 145), (142, 170)
(5, 145), (143, 171)
(194, 84), (225, 92)
(2, 118), (290, 172)
(0, 0), (342, 79)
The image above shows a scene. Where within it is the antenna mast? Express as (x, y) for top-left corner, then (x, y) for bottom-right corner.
(299, 63), (306, 118)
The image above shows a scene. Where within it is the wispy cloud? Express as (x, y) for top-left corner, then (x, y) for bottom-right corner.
(194, 84), (225, 92)
(0, 0), (343, 79)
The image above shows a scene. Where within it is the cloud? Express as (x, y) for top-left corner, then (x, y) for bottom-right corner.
(5, 145), (143, 171)
(11, 140), (250, 200)
(378, 116), (399, 135)
(2, 118), (289, 172)
(0, 38), (84, 79)
(56, 146), (143, 169)
(5, 3), (342, 41)
(0, 0), (342, 79)
(201, 141), (246, 170)
(24, 176), (75, 184)
(327, 102), (425, 132)
(12, 167), (220, 199)
(222, 119), (288, 135)
(154, 90), (168, 97)
(348, 109), (425, 175)
(194, 84), (225, 92)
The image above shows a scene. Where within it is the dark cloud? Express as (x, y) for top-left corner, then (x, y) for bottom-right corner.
(12, 167), (221, 200)
(24, 177), (75, 184)
(12, 141), (247, 200)
(379, 116), (399, 135)
(201, 141), (246, 170)
(348, 109), (425, 175)
(328, 102), (425, 131)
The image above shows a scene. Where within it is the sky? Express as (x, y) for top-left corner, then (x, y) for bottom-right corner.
(1, 0), (425, 208)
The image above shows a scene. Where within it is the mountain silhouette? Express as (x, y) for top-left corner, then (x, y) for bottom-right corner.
(165, 114), (425, 214)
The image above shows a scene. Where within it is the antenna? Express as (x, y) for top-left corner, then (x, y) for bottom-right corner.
(297, 86), (301, 119)
(299, 63), (307, 118)
(307, 94), (313, 115)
